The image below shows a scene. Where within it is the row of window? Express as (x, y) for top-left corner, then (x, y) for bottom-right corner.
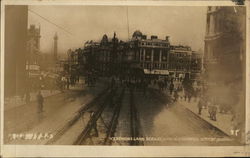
(139, 42), (168, 47)
(140, 63), (168, 69)
(170, 53), (190, 58)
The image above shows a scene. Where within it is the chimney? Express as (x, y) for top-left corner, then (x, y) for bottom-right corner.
(151, 35), (157, 40)
(165, 36), (169, 41)
(142, 35), (147, 39)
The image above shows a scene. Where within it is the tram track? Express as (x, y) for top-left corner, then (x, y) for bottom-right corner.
(73, 87), (121, 145)
(45, 86), (111, 145)
(103, 88), (125, 145)
(129, 87), (144, 146)
(46, 84), (144, 145)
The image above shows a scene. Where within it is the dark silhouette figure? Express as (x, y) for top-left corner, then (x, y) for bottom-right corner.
(37, 91), (44, 113)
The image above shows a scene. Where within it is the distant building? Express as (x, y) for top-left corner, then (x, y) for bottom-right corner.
(169, 45), (202, 80)
(26, 25), (41, 80)
(76, 30), (202, 81)
(131, 30), (170, 76)
(169, 45), (192, 78)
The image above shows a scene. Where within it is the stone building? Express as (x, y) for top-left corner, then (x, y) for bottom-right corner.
(131, 30), (170, 76)
(27, 24), (41, 65)
(204, 6), (246, 139)
(204, 6), (245, 85)
(168, 45), (202, 81)
(78, 30), (202, 81)
(5, 6), (28, 97)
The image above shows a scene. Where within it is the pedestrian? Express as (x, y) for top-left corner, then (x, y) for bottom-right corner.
(169, 82), (174, 95)
(25, 92), (30, 104)
(197, 97), (204, 115)
(37, 91), (44, 113)
(174, 90), (179, 102)
(164, 77), (168, 90)
(211, 104), (218, 121)
(90, 111), (99, 137)
(208, 103), (213, 120)
(187, 90), (192, 102)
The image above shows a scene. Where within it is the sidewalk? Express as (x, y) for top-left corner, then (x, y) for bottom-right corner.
(4, 77), (103, 111)
(4, 78), (110, 144)
(178, 98), (233, 136)
(148, 84), (233, 136)
(4, 90), (61, 111)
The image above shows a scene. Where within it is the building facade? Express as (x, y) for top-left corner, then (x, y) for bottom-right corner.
(131, 31), (170, 76)
(5, 6), (28, 97)
(204, 6), (246, 138)
(70, 30), (202, 81)
(27, 24), (41, 65)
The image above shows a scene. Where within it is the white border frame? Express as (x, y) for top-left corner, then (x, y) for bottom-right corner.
(1, 0), (249, 157)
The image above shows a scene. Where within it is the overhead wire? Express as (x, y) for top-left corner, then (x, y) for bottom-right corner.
(28, 9), (73, 36)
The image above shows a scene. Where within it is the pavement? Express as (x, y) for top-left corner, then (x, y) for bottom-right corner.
(178, 99), (234, 136)
(133, 87), (237, 146)
(4, 78), (110, 144)
(148, 83), (234, 138)
(175, 91), (234, 137)
(4, 90), (61, 111)
(136, 81), (235, 138)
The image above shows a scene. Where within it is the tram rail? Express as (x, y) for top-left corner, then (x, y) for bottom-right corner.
(73, 87), (119, 145)
(46, 86), (111, 145)
(129, 87), (144, 146)
(103, 87), (125, 145)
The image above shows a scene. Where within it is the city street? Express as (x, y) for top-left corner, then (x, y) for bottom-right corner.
(5, 81), (239, 146)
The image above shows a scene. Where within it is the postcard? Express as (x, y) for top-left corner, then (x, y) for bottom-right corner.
(1, 0), (250, 157)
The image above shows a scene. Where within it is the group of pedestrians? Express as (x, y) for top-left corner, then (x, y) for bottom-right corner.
(197, 96), (218, 121)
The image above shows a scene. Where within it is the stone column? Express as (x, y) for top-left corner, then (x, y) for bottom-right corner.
(210, 14), (215, 34)
(151, 49), (154, 62)
(159, 49), (162, 69)
(151, 49), (154, 69)
(143, 49), (146, 61)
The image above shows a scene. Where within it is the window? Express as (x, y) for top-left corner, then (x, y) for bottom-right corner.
(162, 50), (168, 61)
(145, 49), (151, 61)
(207, 15), (210, 34)
(153, 49), (160, 61)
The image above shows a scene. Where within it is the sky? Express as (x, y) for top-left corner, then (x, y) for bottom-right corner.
(28, 5), (207, 54)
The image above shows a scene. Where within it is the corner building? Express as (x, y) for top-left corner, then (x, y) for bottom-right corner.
(130, 30), (170, 76)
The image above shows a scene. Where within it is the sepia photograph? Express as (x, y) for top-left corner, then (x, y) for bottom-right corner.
(1, 0), (249, 157)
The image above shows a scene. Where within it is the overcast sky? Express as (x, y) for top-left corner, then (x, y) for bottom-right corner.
(28, 5), (207, 54)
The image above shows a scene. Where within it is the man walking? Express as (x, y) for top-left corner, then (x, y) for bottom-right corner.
(169, 81), (174, 95)
(173, 90), (179, 102)
(37, 91), (44, 113)
(197, 96), (204, 115)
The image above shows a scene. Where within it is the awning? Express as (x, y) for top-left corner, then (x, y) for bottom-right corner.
(143, 69), (169, 75)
